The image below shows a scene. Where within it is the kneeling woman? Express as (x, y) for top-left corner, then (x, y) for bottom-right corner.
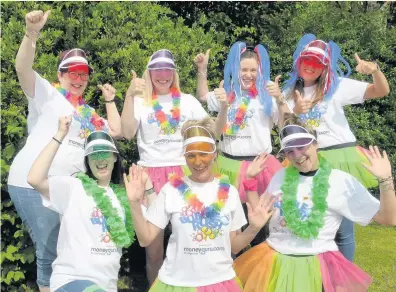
(125, 117), (276, 291)
(234, 115), (396, 292)
(28, 116), (136, 292)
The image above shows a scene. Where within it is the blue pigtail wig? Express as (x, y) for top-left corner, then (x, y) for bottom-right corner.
(254, 44), (272, 116)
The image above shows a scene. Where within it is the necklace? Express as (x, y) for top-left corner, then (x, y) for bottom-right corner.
(225, 87), (257, 135)
(77, 173), (135, 247)
(54, 84), (107, 138)
(280, 157), (331, 239)
(152, 87), (181, 135)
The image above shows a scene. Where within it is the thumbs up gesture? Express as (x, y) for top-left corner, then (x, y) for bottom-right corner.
(126, 70), (146, 98)
(354, 53), (379, 75)
(25, 10), (51, 33)
(194, 49), (211, 72)
(293, 90), (312, 115)
(214, 80), (228, 109)
(266, 75), (284, 103)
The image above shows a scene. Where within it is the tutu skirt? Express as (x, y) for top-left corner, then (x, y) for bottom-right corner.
(233, 243), (372, 292)
(318, 146), (378, 188)
(214, 154), (282, 203)
(149, 278), (242, 292)
(147, 165), (185, 194)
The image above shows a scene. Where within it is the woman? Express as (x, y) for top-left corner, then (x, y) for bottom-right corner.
(234, 114), (396, 292)
(125, 117), (276, 291)
(27, 117), (136, 292)
(7, 10), (122, 292)
(121, 49), (227, 284)
(283, 34), (390, 261)
(195, 43), (289, 246)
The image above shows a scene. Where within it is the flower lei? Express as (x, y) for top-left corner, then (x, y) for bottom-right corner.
(152, 87), (181, 135)
(280, 157), (331, 239)
(76, 173), (135, 248)
(224, 87), (257, 135)
(54, 84), (106, 137)
(168, 174), (230, 218)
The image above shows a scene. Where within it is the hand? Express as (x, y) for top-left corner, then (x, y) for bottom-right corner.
(124, 164), (148, 203)
(214, 80), (228, 109)
(293, 90), (312, 114)
(266, 75), (284, 102)
(98, 84), (116, 102)
(126, 70), (146, 98)
(361, 146), (392, 180)
(25, 10), (51, 34)
(56, 115), (72, 140)
(194, 49), (210, 72)
(247, 193), (277, 231)
(246, 153), (269, 178)
(354, 53), (379, 75)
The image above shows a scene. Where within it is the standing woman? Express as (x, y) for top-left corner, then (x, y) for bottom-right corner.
(283, 34), (390, 261)
(7, 10), (122, 292)
(125, 117), (276, 292)
(121, 49), (227, 284)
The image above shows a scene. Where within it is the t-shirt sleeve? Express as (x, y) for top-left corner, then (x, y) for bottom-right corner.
(334, 77), (369, 106)
(186, 94), (208, 120)
(333, 171), (379, 226)
(230, 187), (248, 231)
(145, 187), (170, 229)
(206, 91), (221, 112)
(44, 176), (77, 214)
(30, 71), (58, 112)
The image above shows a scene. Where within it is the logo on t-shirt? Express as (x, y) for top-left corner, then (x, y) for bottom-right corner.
(226, 108), (254, 131)
(299, 102), (328, 128)
(179, 205), (230, 242)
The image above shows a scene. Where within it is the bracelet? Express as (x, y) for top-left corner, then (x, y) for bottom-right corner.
(371, 63), (380, 74)
(25, 30), (40, 38)
(198, 70), (207, 76)
(144, 187), (155, 196)
(243, 178), (258, 191)
(378, 175), (394, 184)
(52, 137), (62, 145)
(103, 99), (115, 104)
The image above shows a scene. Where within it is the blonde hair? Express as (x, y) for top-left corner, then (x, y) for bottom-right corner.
(287, 67), (329, 107)
(282, 113), (317, 139)
(181, 117), (216, 141)
(142, 69), (182, 104)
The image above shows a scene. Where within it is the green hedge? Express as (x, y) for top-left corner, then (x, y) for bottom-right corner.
(1, 2), (395, 291)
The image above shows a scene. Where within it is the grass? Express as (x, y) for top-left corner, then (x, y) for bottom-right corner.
(355, 223), (396, 291)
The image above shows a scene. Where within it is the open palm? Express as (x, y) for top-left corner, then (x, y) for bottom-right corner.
(247, 193), (277, 230)
(124, 164), (147, 203)
(362, 146), (392, 180)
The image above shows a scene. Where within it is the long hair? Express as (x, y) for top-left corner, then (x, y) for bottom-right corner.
(223, 41), (272, 116)
(84, 153), (123, 185)
(283, 34), (351, 103)
(142, 69), (182, 105)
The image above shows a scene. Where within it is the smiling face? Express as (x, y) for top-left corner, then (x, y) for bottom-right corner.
(285, 142), (319, 173)
(88, 152), (117, 184)
(58, 67), (89, 97)
(149, 69), (174, 95)
(239, 57), (258, 90)
(298, 56), (326, 84)
(185, 142), (216, 183)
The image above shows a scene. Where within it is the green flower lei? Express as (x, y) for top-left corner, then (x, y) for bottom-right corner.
(280, 157), (331, 239)
(76, 173), (135, 248)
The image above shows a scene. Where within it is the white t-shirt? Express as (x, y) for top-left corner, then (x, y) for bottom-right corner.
(265, 168), (379, 255)
(146, 177), (247, 287)
(44, 176), (124, 292)
(207, 91), (279, 156)
(134, 94), (208, 167)
(286, 78), (368, 149)
(8, 72), (108, 188)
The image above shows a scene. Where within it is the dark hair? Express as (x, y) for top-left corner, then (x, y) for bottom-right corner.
(83, 153), (124, 185)
(57, 49), (92, 74)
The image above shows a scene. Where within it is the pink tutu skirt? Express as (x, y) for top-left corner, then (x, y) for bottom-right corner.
(149, 277), (242, 292)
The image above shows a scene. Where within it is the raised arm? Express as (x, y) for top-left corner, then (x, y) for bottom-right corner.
(362, 146), (396, 226)
(194, 49), (211, 101)
(353, 54), (390, 100)
(124, 165), (162, 247)
(121, 71), (143, 140)
(98, 84), (122, 139)
(27, 116), (71, 196)
(213, 80), (228, 138)
(16, 10), (51, 97)
(230, 194), (276, 254)
(266, 75), (291, 127)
